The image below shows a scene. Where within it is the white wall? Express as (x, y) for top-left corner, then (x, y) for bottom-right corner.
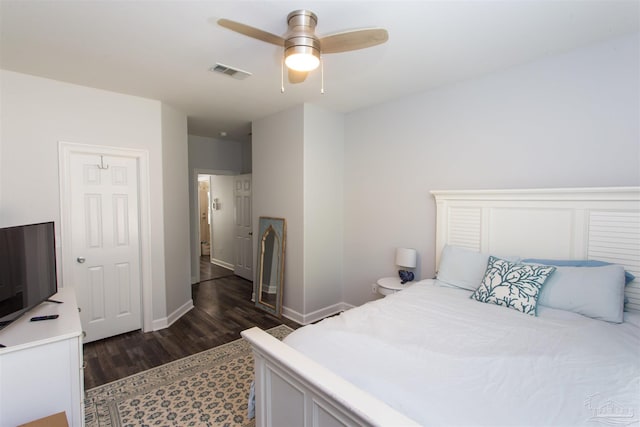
(303, 105), (344, 315)
(343, 34), (640, 306)
(0, 70), (192, 324)
(187, 134), (248, 282)
(241, 140), (252, 175)
(188, 135), (247, 172)
(253, 104), (345, 322)
(210, 174), (236, 268)
(253, 106), (305, 315)
(161, 103), (192, 321)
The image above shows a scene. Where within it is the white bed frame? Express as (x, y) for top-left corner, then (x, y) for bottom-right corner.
(242, 187), (640, 427)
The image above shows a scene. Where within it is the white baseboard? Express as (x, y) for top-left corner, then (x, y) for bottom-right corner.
(151, 298), (353, 331)
(211, 258), (234, 271)
(152, 317), (167, 331)
(283, 302), (355, 325)
(152, 299), (194, 331)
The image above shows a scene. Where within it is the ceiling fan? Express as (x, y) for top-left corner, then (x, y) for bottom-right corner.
(218, 10), (389, 86)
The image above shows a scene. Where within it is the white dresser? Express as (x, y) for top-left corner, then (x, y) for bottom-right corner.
(0, 287), (84, 426)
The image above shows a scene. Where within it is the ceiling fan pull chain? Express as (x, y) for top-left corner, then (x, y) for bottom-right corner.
(320, 56), (324, 94)
(281, 56), (285, 93)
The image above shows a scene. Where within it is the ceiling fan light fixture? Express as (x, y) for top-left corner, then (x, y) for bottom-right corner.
(284, 44), (320, 72)
(284, 10), (320, 72)
(218, 9), (389, 85)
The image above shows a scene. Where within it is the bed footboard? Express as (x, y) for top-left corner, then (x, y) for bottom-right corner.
(241, 327), (420, 427)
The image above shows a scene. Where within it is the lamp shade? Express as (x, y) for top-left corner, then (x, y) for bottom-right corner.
(395, 248), (417, 268)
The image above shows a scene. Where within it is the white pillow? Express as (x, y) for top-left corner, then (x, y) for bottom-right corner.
(535, 264), (626, 323)
(436, 245), (519, 291)
(470, 256), (556, 316)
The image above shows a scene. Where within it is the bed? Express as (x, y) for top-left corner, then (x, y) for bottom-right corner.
(241, 187), (640, 426)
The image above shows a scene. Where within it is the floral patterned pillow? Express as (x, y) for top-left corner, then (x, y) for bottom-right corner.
(470, 256), (556, 316)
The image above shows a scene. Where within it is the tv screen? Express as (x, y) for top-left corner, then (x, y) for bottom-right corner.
(0, 221), (58, 327)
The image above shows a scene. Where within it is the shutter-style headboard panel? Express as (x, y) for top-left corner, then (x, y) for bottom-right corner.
(431, 187), (640, 313)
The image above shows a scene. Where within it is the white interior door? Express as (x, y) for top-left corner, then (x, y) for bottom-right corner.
(234, 174), (253, 281)
(67, 152), (142, 342)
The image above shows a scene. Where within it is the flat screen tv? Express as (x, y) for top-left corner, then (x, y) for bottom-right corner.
(0, 221), (58, 328)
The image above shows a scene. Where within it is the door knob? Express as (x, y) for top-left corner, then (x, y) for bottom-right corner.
(77, 257), (86, 264)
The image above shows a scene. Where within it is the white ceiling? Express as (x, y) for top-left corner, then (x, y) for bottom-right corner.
(1, 1), (638, 143)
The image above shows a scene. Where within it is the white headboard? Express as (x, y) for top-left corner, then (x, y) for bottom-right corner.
(431, 187), (640, 313)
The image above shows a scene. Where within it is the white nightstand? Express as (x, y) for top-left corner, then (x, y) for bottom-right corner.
(376, 276), (410, 296)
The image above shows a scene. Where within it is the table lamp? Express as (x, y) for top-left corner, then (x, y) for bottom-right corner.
(396, 248), (417, 284)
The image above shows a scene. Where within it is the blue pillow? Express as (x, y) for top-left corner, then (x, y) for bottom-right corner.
(534, 265), (626, 323)
(522, 258), (635, 285)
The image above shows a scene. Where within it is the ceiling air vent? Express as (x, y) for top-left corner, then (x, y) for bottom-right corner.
(210, 63), (252, 80)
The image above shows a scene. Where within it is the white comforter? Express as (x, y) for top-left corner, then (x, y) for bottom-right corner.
(284, 280), (640, 426)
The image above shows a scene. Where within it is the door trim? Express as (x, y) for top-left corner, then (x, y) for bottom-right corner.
(58, 141), (153, 333)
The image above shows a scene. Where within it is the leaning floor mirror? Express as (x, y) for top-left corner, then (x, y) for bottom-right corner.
(254, 217), (286, 317)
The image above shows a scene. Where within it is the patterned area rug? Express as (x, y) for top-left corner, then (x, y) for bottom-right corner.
(85, 325), (293, 427)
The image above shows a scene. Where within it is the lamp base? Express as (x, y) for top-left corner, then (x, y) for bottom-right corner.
(398, 270), (414, 284)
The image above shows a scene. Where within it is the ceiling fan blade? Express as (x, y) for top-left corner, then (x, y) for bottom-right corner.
(217, 18), (285, 46)
(288, 69), (309, 84)
(320, 28), (388, 54)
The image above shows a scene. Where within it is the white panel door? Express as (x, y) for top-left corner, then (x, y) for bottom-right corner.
(69, 153), (142, 342)
(234, 174), (253, 281)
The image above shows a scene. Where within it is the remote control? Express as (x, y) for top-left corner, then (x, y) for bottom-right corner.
(30, 315), (59, 321)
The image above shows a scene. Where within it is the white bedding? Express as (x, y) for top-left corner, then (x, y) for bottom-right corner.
(284, 280), (640, 426)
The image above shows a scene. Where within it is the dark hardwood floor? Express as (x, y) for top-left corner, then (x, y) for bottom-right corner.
(83, 258), (299, 389)
(199, 256), (236, 281)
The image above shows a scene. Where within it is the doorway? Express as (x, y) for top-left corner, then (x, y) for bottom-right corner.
(196, 173), (252, 282)
(197, 176), (211, 261)
(198, 174), (233, 281)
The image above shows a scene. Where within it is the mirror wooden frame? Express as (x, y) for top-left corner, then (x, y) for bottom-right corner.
(254, 217), (286, 317)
